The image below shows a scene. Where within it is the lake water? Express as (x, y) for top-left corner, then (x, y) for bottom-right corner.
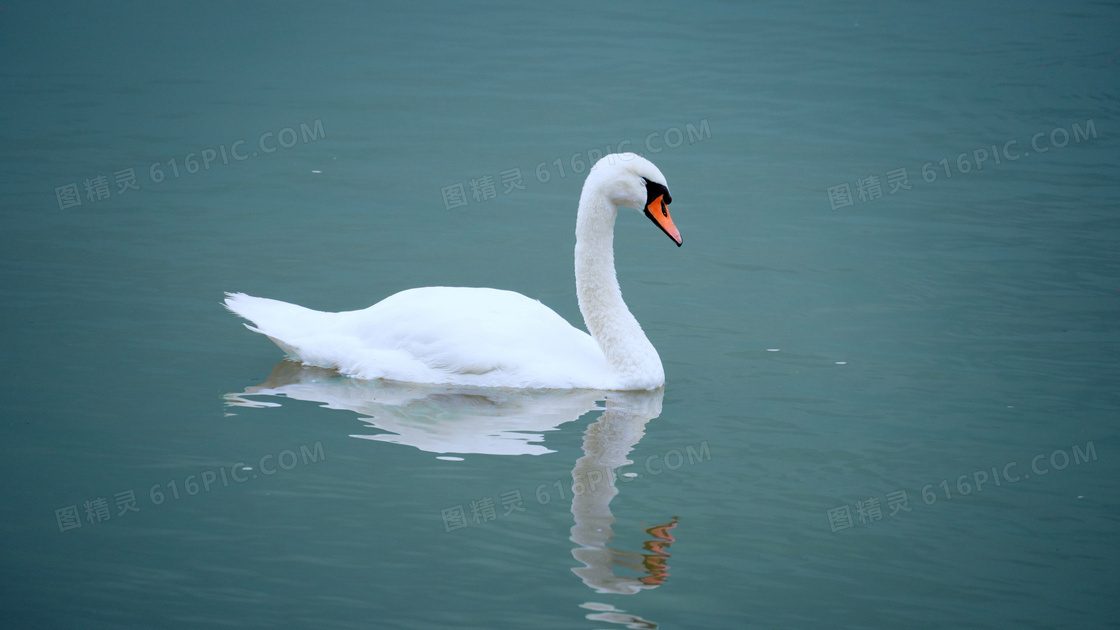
(2, 2), (1118, 628)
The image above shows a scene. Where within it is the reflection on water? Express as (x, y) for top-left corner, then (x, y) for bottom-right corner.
(580, 602), (659, 629)
(570, 390), (679, 600)
(226, 364), (678, 625)
(225, 360), (604, 456)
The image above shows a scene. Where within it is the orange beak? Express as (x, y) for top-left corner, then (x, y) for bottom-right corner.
(645, 194), (682, 246)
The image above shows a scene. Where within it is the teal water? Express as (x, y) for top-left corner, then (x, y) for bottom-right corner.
(2, 2), (1119, 628)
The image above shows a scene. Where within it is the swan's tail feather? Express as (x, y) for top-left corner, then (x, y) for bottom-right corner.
(223, 292), (334, 361)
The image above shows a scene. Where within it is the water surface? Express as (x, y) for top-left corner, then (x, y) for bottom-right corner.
(1, 2), (1118, 628)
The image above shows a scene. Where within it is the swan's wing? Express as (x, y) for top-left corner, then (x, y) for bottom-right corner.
(345, 287), (611, 387)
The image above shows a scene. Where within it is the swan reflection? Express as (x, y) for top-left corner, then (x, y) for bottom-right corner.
(570, 389), (678, 597)
(225, 360), (604, 457)
(580, 602), (659, 629)
(226, 363), (678, 621)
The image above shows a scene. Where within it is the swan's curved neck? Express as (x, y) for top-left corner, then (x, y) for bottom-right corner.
(575, 189), (663, 389)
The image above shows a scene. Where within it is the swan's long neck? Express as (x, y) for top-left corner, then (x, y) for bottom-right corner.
(575, 188), (664, 390)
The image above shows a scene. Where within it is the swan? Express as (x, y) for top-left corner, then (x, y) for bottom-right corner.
(224, 152), (682, 391)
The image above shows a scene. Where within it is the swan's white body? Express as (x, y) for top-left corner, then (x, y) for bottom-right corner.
(225, 153), (681, 391)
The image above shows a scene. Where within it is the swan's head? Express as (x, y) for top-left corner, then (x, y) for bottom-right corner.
(588, 153), (682, 247)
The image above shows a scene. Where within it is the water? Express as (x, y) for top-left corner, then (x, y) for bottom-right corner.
(2, 1), (1118, 628)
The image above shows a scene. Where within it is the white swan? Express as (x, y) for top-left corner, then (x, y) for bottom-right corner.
(224, 152), (682, 391)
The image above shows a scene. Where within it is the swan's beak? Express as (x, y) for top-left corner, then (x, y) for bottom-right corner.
(645, 195), (682, 246)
